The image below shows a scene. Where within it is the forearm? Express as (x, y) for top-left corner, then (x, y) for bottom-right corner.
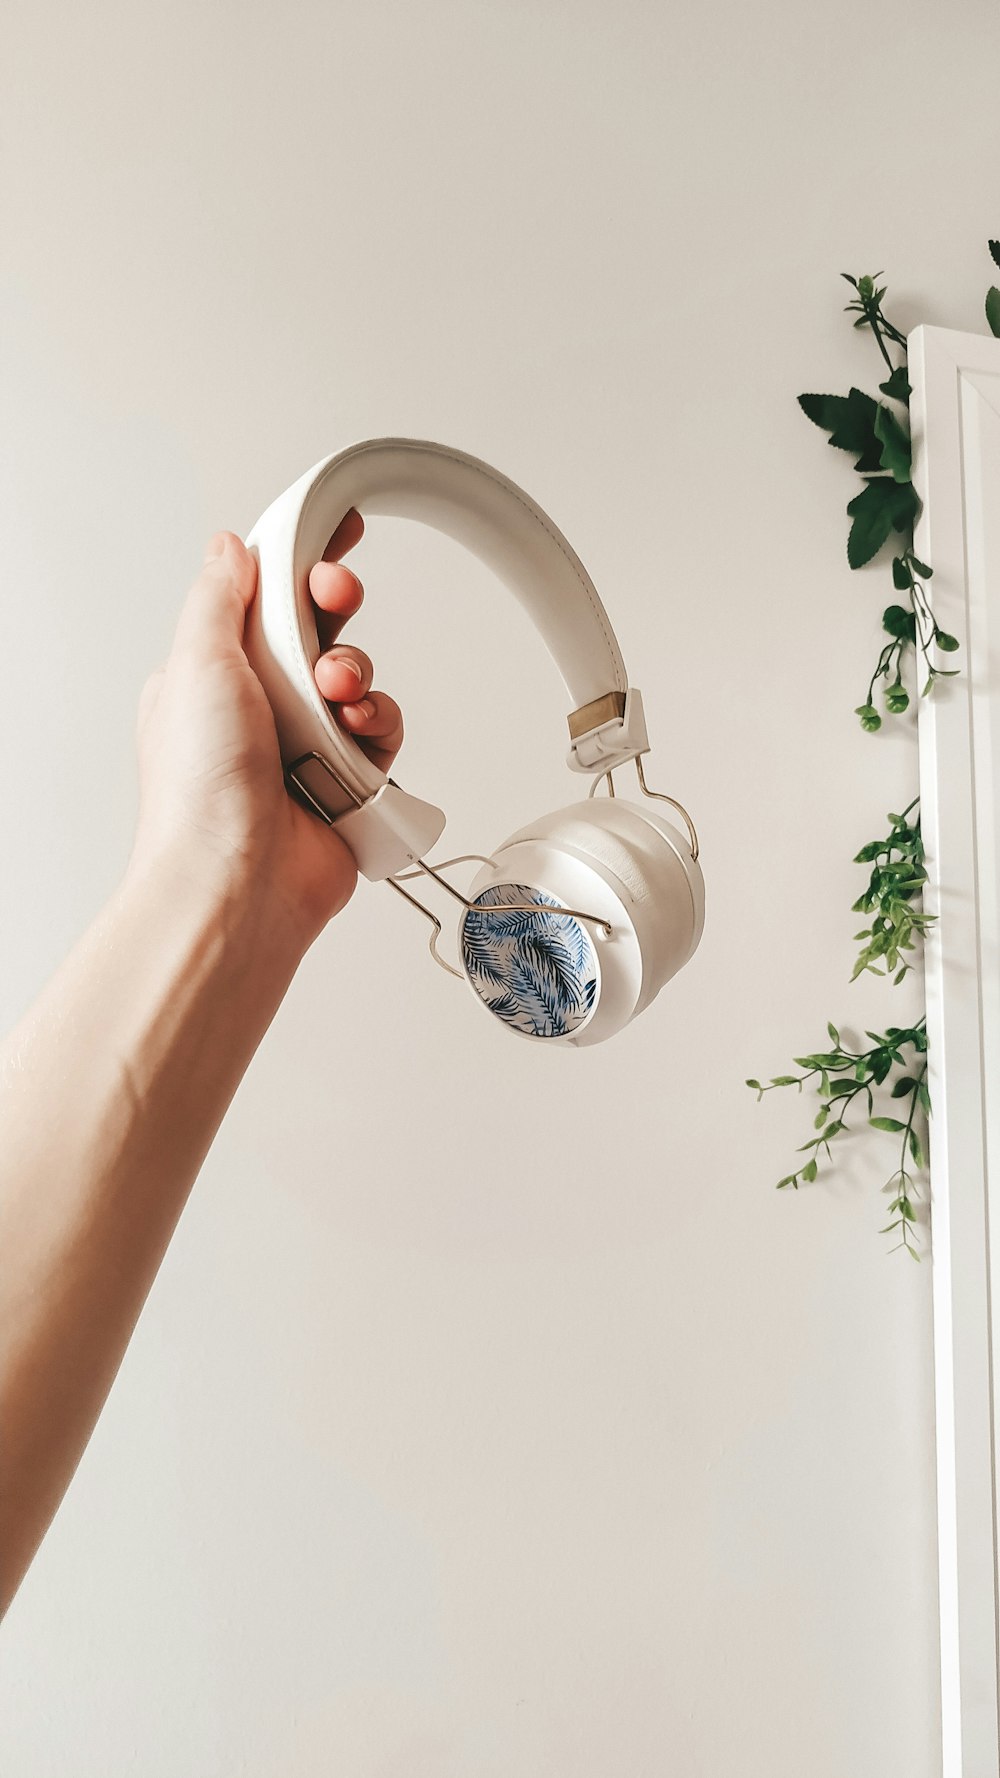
(0, 847), (305, 1613)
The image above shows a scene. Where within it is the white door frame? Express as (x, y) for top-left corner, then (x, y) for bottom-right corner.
(910, 323), (1000, 1776)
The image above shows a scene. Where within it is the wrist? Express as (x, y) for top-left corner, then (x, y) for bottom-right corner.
(121, 835), (311, 972)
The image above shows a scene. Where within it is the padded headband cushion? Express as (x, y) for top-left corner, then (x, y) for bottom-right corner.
(245, 438), (628, 814)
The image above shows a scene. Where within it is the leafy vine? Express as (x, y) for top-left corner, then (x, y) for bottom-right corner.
(744, 256), (999, 1256)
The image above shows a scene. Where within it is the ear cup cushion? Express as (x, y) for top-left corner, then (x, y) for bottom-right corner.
(493, 800), (704, 1018)
(537, 808), (655, 901)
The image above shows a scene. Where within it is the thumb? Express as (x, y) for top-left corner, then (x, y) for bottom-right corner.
(172, 531), (258, 662)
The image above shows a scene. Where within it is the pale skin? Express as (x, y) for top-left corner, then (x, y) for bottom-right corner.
(0, 513), (398, 1616)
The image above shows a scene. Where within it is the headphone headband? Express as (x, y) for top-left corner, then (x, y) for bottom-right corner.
(243, 438), (649, 879)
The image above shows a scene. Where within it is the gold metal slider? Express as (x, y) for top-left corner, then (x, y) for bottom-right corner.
(566, 690), (627, 740)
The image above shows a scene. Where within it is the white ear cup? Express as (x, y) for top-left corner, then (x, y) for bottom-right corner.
(460, 799), (704, 1046)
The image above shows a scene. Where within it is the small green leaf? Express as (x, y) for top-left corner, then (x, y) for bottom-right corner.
(883, 603), (917, 642)
(870, 1116), (906, 1132)
(885, 681), (910, 715)
(987, 287), (1000, 339)
(908, 1127), (925, 1169)
(989, 240), (1000, 270)
(771, 1075), (799, 1086)
(891, 1077), (917, 1098)
(871, 1052), (893, 1086)
(880, 365), (912, 403)
(855, 703), (882, 733)
(846, 478), (919, 569)
(845, 479), (896, 568)
(801, 1159), (818, 1183)
(937, 632), (960, 652)
(827, 1021), (840, 1045)
(874, 403), (912, 482)
(909, 553), (933, 578)
(891, 556), (912, 591)
(746, 1078), (762, 1090)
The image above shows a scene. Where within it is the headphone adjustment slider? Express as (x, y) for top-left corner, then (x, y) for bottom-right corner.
(566, 686), (649, 774)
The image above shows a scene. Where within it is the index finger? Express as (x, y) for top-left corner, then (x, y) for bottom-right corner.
(322, 508), (364, 562)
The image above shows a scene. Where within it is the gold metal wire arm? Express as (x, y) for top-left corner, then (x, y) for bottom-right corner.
(587, 771), (616, 799)
(587, 757), (700, 863)
(390, 854), (613, 938)
(634, 754), (700, 862)
(385, 876), (464, 979)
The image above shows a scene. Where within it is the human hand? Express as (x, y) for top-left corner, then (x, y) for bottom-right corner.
(126, 510), (401, 949)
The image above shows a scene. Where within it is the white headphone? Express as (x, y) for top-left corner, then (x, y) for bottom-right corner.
(243, 438), (705, 1047)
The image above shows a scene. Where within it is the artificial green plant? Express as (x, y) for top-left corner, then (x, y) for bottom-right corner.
(746, 255), (1000, 1256)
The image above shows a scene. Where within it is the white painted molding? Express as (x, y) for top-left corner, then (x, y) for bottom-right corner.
(909, 324), (1000, 1777)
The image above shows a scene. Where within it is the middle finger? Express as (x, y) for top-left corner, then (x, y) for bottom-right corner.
(309, 559), (365, 653)
(314, 643), (373, 704)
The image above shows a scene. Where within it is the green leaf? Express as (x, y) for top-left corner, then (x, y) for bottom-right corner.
(883, 603), (916, 642)
(797, 388), (883, 472)
(871, 1052), (893, 1086)
(771, 1075), (799, 1086)
(990, 240), (1000, 270)
(874, 403), (912, 482)
(827, 1021), (840, 1045)
(870, 1116), (906, 1132)
(845, 479), (895, 567)
(846, 478), (919, 569)
(855, 703), (882, 733)
(885, 681), (910, 715)
(891, 556), (912, 591)
(801, 1159), (818, 1183)
(908, 1127), (925, 1169)
(879, 365), (912, 403)
(891, 1077), (917, 1098)
(909, 553), (933, 578)
(937, 632), (960, 652)
(987, 287), (1000, 339)
(827, 1080), (857, 1099)
(746, 1078), (762, 1090)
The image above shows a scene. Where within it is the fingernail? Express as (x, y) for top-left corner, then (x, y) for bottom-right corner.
(329, 656), (363, 681)
(204, 533), (226, 561)
(356, 698), (376, 718)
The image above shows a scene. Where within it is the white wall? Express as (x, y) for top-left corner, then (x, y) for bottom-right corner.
(2, 2), (996, 1771)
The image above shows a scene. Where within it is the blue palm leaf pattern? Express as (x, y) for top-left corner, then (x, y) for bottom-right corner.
(461, 883), (599, 1038)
